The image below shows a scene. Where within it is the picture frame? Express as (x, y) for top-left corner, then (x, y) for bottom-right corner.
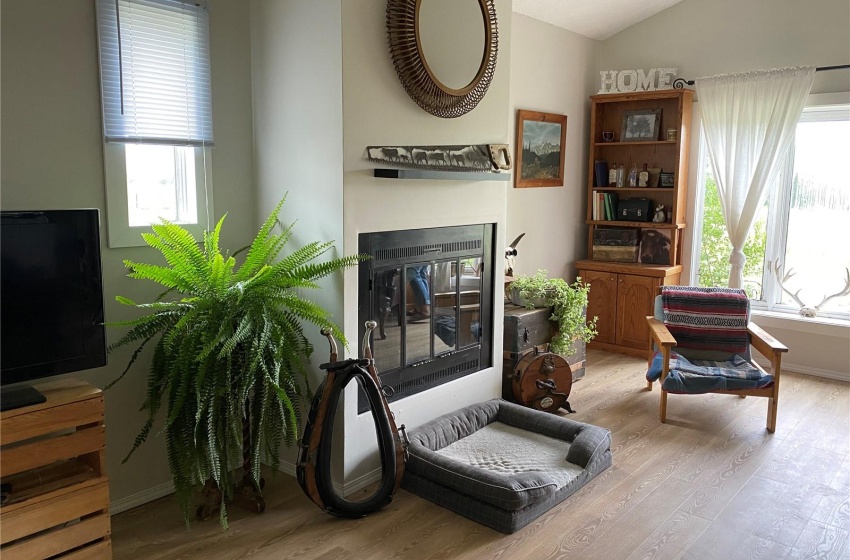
(621, 109), (662, 142)
(666, 128), (677, 142)
(515, 110), (567, 188)
(660, 172), (675, 188)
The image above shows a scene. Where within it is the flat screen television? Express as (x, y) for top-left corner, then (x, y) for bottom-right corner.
(1, 209), (106, 410)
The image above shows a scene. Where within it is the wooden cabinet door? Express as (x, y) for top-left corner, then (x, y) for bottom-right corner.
(616, 274), (658, 350)
(581, 269), (617, 345)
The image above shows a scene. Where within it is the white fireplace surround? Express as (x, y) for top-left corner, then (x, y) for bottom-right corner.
(341, 181), (508, 488)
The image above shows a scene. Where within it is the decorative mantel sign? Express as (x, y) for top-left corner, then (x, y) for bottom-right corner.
(598, 68), (678, 94)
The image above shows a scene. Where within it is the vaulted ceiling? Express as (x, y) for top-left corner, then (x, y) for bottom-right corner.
(512, 0), (687, 41)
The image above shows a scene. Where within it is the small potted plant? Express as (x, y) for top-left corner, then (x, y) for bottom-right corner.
(510, 270), (597, 357)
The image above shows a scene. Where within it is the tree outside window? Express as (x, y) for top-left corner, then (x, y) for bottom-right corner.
(697, 104), (850, 319)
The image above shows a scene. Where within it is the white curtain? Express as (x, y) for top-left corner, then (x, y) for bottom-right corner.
(696, 67), (815, 288)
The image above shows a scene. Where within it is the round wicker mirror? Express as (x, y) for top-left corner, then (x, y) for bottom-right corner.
(387, 0), (499, 119)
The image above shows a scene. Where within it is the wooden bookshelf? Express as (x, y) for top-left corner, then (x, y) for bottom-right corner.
(0, 379), (111, 560)
(581, 90), (693, 358)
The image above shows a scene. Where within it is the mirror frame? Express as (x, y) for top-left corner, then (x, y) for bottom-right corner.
(387, 0), (498, 119)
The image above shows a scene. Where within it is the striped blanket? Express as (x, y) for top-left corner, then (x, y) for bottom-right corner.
(662, 286), (749, 355)
(646, 351), (774, 394)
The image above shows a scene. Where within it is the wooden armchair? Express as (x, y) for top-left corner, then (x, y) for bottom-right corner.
(646, 289), (788, 433)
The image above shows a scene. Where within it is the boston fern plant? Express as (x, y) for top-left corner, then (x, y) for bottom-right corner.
(108, 199), (361, 527)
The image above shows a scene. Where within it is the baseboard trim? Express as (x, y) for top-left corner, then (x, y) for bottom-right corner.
(754, 358), (849, 382)
(278, 460), (382, 497)
(110, 461), (384, 515)
(342, 468), (382, 496)
(110, 480), (174, 515)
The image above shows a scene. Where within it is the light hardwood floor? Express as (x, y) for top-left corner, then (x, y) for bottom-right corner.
(111, 350), (850, 560)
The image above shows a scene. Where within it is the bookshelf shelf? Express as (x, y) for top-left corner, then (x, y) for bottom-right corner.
(586, 220), (685, 229)
(592, 187), (672, 193)
(593, 140), (677, 147)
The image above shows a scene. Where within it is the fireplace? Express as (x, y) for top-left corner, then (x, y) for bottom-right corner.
(358, 224), (495, 411)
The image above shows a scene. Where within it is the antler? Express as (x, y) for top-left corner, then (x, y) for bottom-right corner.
(815, 267), (850, 313)
(773, 262), (850, 317)
(772, 261), (808, 310)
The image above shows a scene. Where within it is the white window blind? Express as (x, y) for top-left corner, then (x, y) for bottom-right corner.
(96, 0), (214, 146)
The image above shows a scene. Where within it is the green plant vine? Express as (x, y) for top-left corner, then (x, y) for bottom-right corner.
(510, 270), (597, 356)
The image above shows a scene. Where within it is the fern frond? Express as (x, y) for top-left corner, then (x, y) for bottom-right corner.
(204, 214), (227, 259)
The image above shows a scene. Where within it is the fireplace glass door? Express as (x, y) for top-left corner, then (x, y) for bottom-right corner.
(359, 225), (493, 408)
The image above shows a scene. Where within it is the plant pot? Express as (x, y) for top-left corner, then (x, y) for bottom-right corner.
(510, 287), (550, 308)
(556, 339), (586, 381)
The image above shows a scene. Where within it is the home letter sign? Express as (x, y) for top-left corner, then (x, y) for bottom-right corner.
(598, 68), (678, 93)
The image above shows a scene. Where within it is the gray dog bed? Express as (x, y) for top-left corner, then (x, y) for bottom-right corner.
(402, 399), (612, 533)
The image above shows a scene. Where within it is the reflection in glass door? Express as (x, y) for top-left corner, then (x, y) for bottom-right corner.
(370, 258), (485, 372)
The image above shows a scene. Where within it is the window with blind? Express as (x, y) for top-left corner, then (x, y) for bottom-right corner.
(96, 0), (214, 248)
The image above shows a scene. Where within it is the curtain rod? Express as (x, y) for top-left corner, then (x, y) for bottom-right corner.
(673, 65), (850, 88)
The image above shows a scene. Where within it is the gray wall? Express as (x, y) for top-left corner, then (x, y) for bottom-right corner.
(0, 0), (256, 507)
(508, 14), (598, 281)
(249, 0), (345, 479)
(596, 0), (850, 95)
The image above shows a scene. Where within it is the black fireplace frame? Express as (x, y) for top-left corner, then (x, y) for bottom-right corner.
(357, 224), (494, 412)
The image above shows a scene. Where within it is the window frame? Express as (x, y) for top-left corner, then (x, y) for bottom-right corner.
(689, 92), (850, 322)
(103, 143), (213, 248)
(96, 0), (215, 248)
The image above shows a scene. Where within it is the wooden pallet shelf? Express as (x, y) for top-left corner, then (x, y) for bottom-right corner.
(0, 379), (111, 560)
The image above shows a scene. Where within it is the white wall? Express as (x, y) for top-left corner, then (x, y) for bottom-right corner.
(596, 0), (850, 378)
(340, 0), (513, 485)
(595, 0), (850, 95)
(248, 0), (346, 480)
(508, 14), (597, 281)
(0, 0), (256, 507)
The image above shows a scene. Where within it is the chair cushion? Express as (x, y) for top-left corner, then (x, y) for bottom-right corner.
(647, 351), (774, 393)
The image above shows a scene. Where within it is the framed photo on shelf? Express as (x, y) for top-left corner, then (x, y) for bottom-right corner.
(660, 172), (675, 188)
(621, 109), (662, 142)
(515, 109), (568, 188)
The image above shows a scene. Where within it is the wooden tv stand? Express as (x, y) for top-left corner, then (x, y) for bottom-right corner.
(0, 379), (111, 560)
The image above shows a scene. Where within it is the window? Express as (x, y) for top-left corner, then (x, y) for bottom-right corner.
(96, 0), (213, 248)
(695, 98), (850, 320)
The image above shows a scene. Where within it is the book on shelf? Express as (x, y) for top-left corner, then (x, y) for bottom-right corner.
(592, 191), (620, 221)
(594, 161), (609, 188)
(606, 192), (619, 220)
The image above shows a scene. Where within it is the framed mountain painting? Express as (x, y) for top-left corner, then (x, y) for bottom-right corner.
(515, 110), (567, 188)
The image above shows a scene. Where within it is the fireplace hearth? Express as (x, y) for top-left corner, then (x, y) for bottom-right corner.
(358, 224), (494, 411)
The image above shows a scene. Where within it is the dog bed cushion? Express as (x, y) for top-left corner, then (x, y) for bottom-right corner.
(402, 399), (611, 533)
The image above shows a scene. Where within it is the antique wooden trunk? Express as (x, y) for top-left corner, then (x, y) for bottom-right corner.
(502, 304), (586, 401)
(503, 304), (554, 354)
